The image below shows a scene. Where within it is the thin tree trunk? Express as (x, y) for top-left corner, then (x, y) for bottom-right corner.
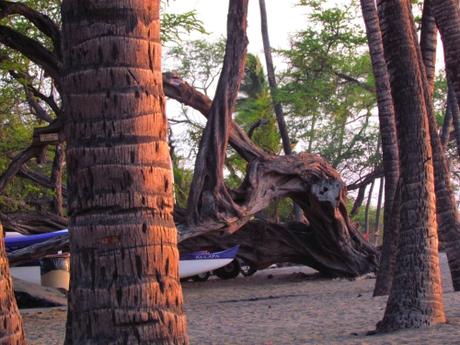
(351, 185), (366, 216)
(440, 93), (452, 150)
(419, 2), (460, 292)
(186, 0), (249, 230)
(0, 222), (26, 345)
(364, 179), (375, 241)
(259, 0), (303, 222)
(62, 1), (189, 343)
(376, 0), (445, 332)
(259, 0), (291, 155)
(432, 0), (460, 112)
(448, 84), (460, 158)
(420, 0), (437, 95)
(373, 177), (384, 246)
(360, 0), (400, 297)
(51, 143), (64, 217)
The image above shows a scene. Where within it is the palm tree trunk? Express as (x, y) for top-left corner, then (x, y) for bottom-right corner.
(376, 0), (445, 332)
(0, 223), (26, 345)
(420, 0), (437, 95)
(418, 1), (460, 292)
(61, 1), (189, 344)
(360, 0), (400, 297)
(432, 0), (460, 111)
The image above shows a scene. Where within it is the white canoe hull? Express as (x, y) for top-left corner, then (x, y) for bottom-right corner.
(11, 257), (234, 285)
(179, 258), (234, 279)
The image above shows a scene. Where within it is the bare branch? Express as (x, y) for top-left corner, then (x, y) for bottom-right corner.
(163, 72), (267, 162)
(24, 87), (53, 122)
(0, 25), (60, 81)
(0, 146), (43, 194)
(247, 118), (269, 138)
(0, 0), (60, 50)
(347, 165), (384, 191)
(334, 71), (376, 93)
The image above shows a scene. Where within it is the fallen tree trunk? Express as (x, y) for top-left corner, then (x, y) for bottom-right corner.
(180, 219), (378, 277)
(8, 217), (378, 277)
(0, 210), (67, 234)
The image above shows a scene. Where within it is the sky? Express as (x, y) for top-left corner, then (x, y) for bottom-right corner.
(165, 0), (310, 66)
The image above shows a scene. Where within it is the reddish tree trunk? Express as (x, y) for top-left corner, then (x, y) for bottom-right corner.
(62, 0), (188, 343)
(186, 0), (249, 230)
(419, 0), (460, 292)
(0, 223), (26, 345)
(376, 0), (445, 332)
(360, 0), (400, 297)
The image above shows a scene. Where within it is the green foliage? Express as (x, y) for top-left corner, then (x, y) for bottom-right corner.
(161, 11), (207, 44)
(278, 0), (379, 179)
(236, 54), (281, 155)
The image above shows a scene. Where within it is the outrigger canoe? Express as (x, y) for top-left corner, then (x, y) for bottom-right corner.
(5, 230), (238, 280)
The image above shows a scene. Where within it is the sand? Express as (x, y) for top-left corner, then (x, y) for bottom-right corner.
(22, 253), (460, 345)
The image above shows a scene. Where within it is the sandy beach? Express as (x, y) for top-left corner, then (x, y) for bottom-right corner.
(21, 253), (460, 345)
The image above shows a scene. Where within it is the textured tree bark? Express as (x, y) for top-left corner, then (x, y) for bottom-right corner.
(0, 210), (67, 234)
(186, 0), (249, 230)
(376, 0), (446, 332)
(448, 84), (460, 158)
(62, 0), (188, 343)
(360, 0), (400, 297)
(0, 223), (26, 345)
(432, 0), (460, 111)
(420, 0), (437, 95)
(51, 143), (65, 217)
(180, 219), (378, 277)
(418, 2), (460, 292)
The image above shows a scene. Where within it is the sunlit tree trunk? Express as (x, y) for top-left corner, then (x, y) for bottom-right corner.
(0, 223), (26, 345)
(360, 0), (400, 297)
(62, 1), (188, 343)
(376, 0), (445, 332)
(419, 0), (460, 292)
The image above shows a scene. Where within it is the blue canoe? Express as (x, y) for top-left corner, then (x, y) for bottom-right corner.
(5, 230), (238, 279)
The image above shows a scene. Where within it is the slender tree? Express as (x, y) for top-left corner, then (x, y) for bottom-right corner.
(440, 92), (453, 150)
(448, 84), (460, 158)
(376, 0), (445, 332)
(418, 0), (460, 292)
(259, 0), (303, 221)
(61, 0), (188, 343)
(360, 0), (399, 297)
(373, 177), (384, 245)
(258, 0), (292, 155)
(432, 0), (460, 110)
(0, 222), (26, 345)
(420, 0), (437, 94)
